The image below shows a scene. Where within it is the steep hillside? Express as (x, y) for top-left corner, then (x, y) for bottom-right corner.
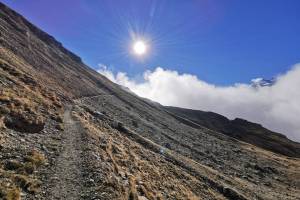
(164, 106), (300, 158)
(0, 2), (299, 200)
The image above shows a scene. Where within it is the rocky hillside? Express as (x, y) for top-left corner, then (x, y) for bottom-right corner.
(0, 2), (299, 200)
(164, 106), (300, 158)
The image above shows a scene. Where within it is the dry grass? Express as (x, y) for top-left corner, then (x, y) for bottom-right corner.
(74, 111), (207, 200)
(13, 175), (41, 194)
(0, 60), (64, 128)
(0, 50), (64, 198)
(0, 61), (23, 78)
(3, 151), (45, 175)
(0, 75), (64, 133)
(0, 150), (46, 198)
(21, 162), (36, 175)
(128, 176), (138, 200)
(48, 92), (63, 108)
(24, 150), (46, 167)
(0, 185), (21, 200)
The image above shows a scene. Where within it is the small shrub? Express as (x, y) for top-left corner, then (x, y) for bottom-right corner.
(26, 180), (41, 194)
(0, 186), (21, 200)
(24, 150), (45, 167)
(13, 175), (41, 194)
(21, 162), (36, 175)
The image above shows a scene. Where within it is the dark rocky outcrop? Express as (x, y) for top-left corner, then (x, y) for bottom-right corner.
(4, 115), (45, 133)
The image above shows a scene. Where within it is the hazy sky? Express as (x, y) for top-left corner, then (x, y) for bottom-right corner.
(2, 0), (300, 85)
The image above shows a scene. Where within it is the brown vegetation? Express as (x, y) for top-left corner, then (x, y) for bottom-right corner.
(0, 59), (64, 135)
(0, 150), (45, 199)
(24, 150), (46, 167)
(0, 62), (50, 198)
(0, 184), (21, 200)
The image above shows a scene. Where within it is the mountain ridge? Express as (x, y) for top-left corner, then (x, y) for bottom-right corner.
(164, 106), (300, 158)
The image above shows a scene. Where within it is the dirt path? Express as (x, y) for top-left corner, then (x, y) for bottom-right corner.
(49, 106), (84, 199)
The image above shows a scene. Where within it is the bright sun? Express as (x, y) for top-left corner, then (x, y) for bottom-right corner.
(133, 40), (147, 55)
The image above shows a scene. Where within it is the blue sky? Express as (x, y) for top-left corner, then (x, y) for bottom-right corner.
(2, 0), (300, 85)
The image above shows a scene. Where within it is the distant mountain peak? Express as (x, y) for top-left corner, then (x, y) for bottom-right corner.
(251, 77), (275, 88)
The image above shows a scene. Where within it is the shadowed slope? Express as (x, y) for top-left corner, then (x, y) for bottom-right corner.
(164, 106), (300, 158)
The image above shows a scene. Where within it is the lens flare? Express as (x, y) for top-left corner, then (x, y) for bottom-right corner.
(133, 40), (147, 55)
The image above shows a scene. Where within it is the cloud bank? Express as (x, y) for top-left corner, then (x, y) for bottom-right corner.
(97, 64), (300, 142)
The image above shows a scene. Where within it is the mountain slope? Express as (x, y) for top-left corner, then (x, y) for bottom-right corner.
(0, 2), (299, 200)
(164, 106), (300, 158)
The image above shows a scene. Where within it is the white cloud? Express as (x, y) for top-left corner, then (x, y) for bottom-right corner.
(97, 64), (300, 142)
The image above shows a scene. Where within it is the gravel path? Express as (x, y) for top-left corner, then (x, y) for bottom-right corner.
(49, 106), (84, 200)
